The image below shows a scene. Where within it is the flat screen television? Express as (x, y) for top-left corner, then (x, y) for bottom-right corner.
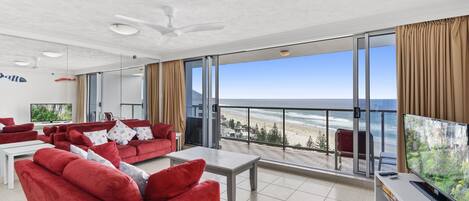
(30, 103), (72, 123)
(404, 114), (469, 201)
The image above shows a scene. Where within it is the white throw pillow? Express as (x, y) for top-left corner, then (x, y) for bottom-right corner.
(83, 129), (108, 146)
(107, 120), (137, 145)
(0, 123), (4, 131)
(134, 127), (154, 140)
(70, 145), (88, 158)
(87, 149), (116, 169)
(120, 161), (149, 196)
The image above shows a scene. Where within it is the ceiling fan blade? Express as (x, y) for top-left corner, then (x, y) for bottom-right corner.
(115, 14), (146, 24)
(115, 14), (172, 35)
(178, 23), (225, 33)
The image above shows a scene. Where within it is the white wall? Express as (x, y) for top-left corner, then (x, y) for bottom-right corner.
(101, 71), (143, 119)
(0, 67), (76, 124)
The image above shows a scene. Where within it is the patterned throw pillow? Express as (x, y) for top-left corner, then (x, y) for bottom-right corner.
(70, 145), (88, 158)
(120, 161), (149, 196)
(87, 149), (116, 169)
(107, 120), (137, 145)
(134, 127), (154, 140)
(83, 129), (108, 146)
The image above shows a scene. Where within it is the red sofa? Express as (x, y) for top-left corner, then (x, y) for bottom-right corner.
(15, 148), (220, 201)
(0, 117), (38, 144)
(53, 120), (176, 164)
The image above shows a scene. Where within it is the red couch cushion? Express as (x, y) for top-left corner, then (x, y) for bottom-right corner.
(43, 126), (57, 136)
(33, 148), (80, 175)
(116, 145), (137, 159)
(128, 139), (171, 155)
(90, 142), (121, 168)
(68, 130), (93, 147)
(62, 159), (142, 201)
(145, 159), (206, 201)
(0, 117), (15, 126)
(151, 124), (173, 139)
(2, 123), (34, 133)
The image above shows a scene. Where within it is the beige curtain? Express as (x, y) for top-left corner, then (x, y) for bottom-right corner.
(76, 74), (87, 123)
(146, 63), (160, 124)
(162, 60), (186, 144)
(396, 15), (469, 172)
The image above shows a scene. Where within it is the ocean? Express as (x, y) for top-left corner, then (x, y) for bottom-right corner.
(219, 99), (397, 153)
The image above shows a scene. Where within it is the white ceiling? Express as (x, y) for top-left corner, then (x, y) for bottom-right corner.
(0, 0), (468, 66)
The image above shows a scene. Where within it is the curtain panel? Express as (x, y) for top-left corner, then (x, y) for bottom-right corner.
(396, 15), (469, 172)
(146, 63), (160, 124)
(162, 60), (186, 144)
(76, 74), (87, 123)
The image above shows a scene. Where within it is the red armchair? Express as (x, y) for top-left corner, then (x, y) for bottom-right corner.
(0, 117), (38, 144)
(15, 148), (219, 201)
(53, 120), (177, 164)
(334, 129), (374, 171)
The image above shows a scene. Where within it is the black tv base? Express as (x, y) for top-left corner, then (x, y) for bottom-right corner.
(409, 181), (452, 201)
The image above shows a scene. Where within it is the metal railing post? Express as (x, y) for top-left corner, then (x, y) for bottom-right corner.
(326, 110), (329, 155)
(282, 109), (286, 151)
(247, 108), (251, 145)
(381, 111), (385, 153)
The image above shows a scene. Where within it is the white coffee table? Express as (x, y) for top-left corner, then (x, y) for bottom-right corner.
(0, 140), (45, 178)
(1, 143), (54, 189)
(167, 146), (260, 201)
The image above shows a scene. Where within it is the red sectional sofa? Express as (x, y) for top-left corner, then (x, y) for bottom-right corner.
(53, 120), (176, 164)
(0, 117), (38, 144)
(15, 148), (220, 201)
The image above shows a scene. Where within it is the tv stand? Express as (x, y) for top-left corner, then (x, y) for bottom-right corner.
(375, 171), (432, 201)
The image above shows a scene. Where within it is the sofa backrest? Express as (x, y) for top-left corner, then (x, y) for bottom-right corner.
(65, 120), (152, 138)
(29, 148), (142, 201)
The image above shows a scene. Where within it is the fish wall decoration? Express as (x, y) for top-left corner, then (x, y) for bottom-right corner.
(0, 73), (27, 83)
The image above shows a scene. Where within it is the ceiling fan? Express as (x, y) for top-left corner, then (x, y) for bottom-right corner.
(115, 5), (224, 38)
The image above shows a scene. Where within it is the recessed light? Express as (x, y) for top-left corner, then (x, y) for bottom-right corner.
(109, 23), (139, 35)
(42, 51), (63, 58)
(14, 61), (30, 66)
(280, 50), (290, 57)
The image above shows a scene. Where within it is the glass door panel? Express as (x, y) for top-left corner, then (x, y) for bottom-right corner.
(120, 67), (145, 120)
(185, 59), (204, 146)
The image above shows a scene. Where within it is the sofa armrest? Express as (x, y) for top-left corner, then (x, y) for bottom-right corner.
(170, 180), (220, 201)
(167, 131), (176, 152)
(0, 131), (38, 144)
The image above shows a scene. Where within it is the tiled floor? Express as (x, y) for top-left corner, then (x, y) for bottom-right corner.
(0, 155), (373, 201)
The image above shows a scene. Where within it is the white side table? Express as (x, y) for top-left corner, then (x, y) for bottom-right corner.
(0, 140), (44, 178)
(2, 143), (55, 189)
(176, 132), (182, 151)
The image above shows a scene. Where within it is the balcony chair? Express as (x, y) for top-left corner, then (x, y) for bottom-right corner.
(334, 129), (374, 172)
(104, 112), (114, 121)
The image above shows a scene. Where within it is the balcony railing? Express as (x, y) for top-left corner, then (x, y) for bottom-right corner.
(218, 105), (397, 156)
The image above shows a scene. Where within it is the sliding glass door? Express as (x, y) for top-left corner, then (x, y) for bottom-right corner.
(184, 56), (219, 148)
(353, 31), (396, 177)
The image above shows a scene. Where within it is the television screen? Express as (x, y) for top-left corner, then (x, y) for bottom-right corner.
(31, 103), (72, 122)
(404, 114), (469, 201)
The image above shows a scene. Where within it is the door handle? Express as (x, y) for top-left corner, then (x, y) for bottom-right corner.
(212, 104), (218, 112)
(353, 107), (361, 118)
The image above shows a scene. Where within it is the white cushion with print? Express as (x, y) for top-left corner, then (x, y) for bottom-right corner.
(133, 127), (154, 140)
(107, 120), (137, 145)
(70, 145), (88, 158)
(83, 129), (108, 146)
(0, 123), (4, 131)
(87, 149), (116, 169)
(120, 161), (149, 196)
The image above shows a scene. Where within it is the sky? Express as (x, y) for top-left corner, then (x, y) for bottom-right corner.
(191, 45), (396, 100)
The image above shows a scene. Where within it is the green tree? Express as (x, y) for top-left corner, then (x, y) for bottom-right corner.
(228, 119), (235, 129)
(235, 121), (242, 128)
(315, 132), (328, 150)
(257, 126), (267, 142)
(306, 136), (314, 148)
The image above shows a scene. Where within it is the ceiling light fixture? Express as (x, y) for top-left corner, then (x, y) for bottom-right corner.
(279, 50), (290, 57)
(42, 51), (63, 58)
(14, 61), (30, 66)
(109, 23), (139, 35)
(55, 46), (76, 82)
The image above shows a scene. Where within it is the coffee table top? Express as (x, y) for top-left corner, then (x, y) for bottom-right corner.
(167, 147), (260, 172)
(0, 140), (44, 149)
(2, 143), (54, 155)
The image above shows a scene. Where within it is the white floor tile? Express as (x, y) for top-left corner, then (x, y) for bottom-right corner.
(287, 191), (326, 201)
(260, 184), (295, 200)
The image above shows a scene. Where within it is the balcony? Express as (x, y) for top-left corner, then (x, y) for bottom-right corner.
(218, 105), (397, 174)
